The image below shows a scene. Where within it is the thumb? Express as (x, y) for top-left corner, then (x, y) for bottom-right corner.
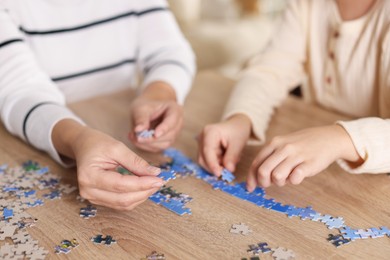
(132, 107), (152, 133)
(223, 139), (244, 172)
(115, 144), (161, 177)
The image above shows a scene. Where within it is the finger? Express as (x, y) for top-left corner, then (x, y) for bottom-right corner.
(271, 157), (301, 187)
(256, 148), (289, 187)
(251, 145), (276, 170)
(222, 140), (244, 172)
(82, 171), (164, 193)
(111, 143), (161, 176)
(154, 106), (182, 138)
(288, 163), (309, 185)
(132, 107), (152, 133)
(203, 143), (223, 177)
(84, 187), (159, 210)
(246, 165), (258, 192)
(198, 153), (210, 173)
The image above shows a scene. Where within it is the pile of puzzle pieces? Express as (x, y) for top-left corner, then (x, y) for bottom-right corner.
(159, 148), (390, 247)
(0, 161), (77, 259)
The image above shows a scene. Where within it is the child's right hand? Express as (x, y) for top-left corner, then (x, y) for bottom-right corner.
(197, 114), (252, 176)
(52, 119), (164, 211)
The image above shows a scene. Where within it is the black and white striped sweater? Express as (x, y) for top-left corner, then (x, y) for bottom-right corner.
(0, 0), (195, 165)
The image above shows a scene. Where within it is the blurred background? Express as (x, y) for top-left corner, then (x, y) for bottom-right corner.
(167, 0), (287, 78)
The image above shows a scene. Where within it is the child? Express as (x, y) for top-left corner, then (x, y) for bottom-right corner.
(0, 0), (195, 210)
(198, 0), (390, 192)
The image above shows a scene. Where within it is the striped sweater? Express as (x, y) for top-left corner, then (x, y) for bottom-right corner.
(0, 0), (195, 165)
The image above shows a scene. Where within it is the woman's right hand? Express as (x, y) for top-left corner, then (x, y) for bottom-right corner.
(53, 119), (164, 210)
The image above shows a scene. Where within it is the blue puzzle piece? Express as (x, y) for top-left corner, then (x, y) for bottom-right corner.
(3, 208), (13, 219)
(299, 206), (317, 220)
(157, 170), (176, 182)
(379, 226), (390, 237)
(339, 227), (360, 241)
(43, 190), (61, 200)
(23, 190), (36, 198)
(367, 228), (384, 238)
(325, 217), (345, 229)
(149, 193), (164, 204)
(246, 195), (266, 207)
(136, 129), (155, 139)
(26, 199), (44, 207)
(270, 203), (292, 214)
(310, 213), (323, 221)
(286, 206), (304, 218)
(262, 198), (276, 209)
(160, 199), (191, 216)
(35, 166), (49, 175)
(3, 186), (19, 192)
(320, 214), (333, 223)
(355, 229), (371, 239)
(221, 168), (235, 183)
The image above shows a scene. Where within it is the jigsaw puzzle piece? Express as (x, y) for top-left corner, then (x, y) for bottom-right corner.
(221, 169), (235, 183)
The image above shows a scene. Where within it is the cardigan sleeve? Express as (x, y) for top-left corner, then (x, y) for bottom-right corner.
(336, 26), (390, 174)
(222, 0), (308, 144)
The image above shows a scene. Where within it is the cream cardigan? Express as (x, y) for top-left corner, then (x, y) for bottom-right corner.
(223, 0), (390, 174)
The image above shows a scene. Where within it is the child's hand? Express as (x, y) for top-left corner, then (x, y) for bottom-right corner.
(52, 119), (164, 211)
(198, 114), (252, 176)
(247, 125), (362, 191)
(129, 82), (183, 152)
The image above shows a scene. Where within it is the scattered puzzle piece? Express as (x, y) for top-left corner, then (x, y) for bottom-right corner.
(55, 239), (79, 254)
(141, 250), (166, 260)
(327, 233), (351, 247)
(230, 223), (253, 235)
(272, 247), (295, 260)
(91, 234), (116, 246)
(247, 242), (272, 255)
(80, 204), (97, 219)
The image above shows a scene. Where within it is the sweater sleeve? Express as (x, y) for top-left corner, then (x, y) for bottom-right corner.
(0, 8), (83, 167)
(335, 26), (390, 174)
(136, 0), (196, 105)
(222, 0), (307, 144)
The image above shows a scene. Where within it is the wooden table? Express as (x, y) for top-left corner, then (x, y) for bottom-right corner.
(0, 71), (389, 259)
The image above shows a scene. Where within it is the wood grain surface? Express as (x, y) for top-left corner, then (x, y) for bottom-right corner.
(0, 71), (389, 259)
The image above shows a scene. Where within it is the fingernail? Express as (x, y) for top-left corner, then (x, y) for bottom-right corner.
(152, 182), (164, 188)
(148, 166), (161, 175)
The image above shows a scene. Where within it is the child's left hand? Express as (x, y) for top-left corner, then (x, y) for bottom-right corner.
(246, 125), (362, 191)
(129, 82), (183, 152)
